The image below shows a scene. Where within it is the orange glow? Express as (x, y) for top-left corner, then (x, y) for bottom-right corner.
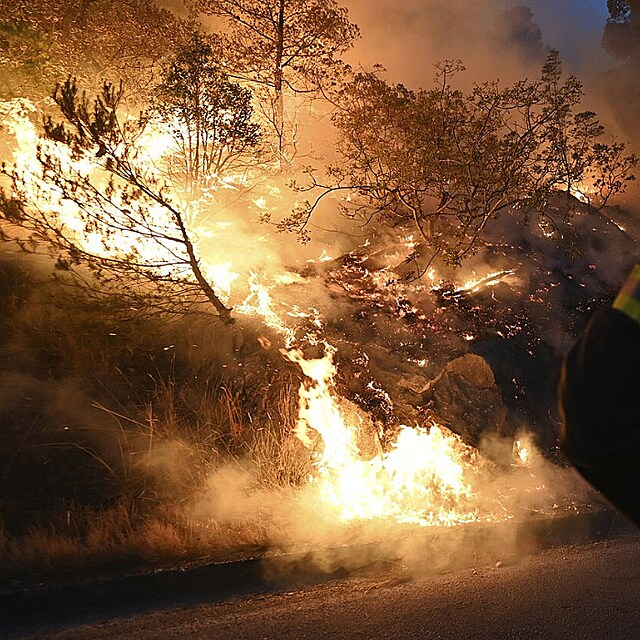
(2, 98), (560, 531)
(285, 346), (492, 526)
(456, 269), (516, 294)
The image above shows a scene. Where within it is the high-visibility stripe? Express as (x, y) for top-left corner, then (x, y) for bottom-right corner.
(613, 264), (640, 324)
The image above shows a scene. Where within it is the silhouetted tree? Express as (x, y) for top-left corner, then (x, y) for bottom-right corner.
(0, 79), (235, 322)
(188, 0), (359, 157)
(287, 52), (636, 271)
(153, 32), (262, 193)
(602, 0), (640, 61)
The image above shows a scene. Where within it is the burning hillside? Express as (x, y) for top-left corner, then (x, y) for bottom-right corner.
(1, 188), (624, 571)
(1, 1), (639, 582)
(164, 194), (627, 541)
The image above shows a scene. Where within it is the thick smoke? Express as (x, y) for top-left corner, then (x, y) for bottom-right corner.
(343, 0), (640, 246)
(345, 2), (634, 152)
(593, 1), (640, 158)
(346, 0), (612, 87)
(191, 431), (600, 580)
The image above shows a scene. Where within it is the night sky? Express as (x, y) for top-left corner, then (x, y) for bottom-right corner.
(346, 0), (616, 88)
(522, 0), (611, 71)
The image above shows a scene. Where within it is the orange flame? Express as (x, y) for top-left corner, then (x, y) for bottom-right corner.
(286, 346), (487, 526)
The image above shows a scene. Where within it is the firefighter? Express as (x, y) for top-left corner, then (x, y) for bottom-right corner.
(559, 263), (640, 527)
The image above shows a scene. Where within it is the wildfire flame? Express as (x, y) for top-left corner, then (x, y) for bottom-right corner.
(2, 98), (567, 533)
(286, 346), (488, 526)
(236, 272), (302, 346)
(569, 181), (597, 205)
(456, 270), (517, 295)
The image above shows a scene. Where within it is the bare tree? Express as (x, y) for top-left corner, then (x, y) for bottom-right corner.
(0, 79), (235, 322)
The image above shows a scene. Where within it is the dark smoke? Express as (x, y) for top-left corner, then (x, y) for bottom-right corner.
(346, 1), (613, 86)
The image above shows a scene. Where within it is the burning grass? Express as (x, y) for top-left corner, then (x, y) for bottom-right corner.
(0, 254), (602, 586)
(0, 263), (308, 580)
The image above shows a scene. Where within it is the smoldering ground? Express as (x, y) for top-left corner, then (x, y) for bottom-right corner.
(0, 245), (605, 578)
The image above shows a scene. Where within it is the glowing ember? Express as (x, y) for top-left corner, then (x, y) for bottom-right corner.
(456, 270), (516, 294)
(515, 437), (532, 467)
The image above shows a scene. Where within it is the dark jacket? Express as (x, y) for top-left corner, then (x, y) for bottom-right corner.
(559, 306), (640, 525)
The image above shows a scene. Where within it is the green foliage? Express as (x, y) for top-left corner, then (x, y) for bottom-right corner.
(153, 32), (262, 192)
(290, 51), (637, 268)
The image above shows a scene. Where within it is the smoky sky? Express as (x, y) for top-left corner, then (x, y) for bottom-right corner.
(161, 1), (613, 85)
(160, 1), (617, 90)
(157, 2), (640, 157)
(346, 0), (613, 87)
(524, 0), (610, 70)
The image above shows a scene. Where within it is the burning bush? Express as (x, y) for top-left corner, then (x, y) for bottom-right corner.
(289, 51), (636, 271)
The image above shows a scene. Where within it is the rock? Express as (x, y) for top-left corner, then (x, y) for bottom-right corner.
(422, 354), (507, 446)
(437, 354), (497, 389)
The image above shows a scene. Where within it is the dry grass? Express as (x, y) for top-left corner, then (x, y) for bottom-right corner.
(248, 427), (310, 489)
(0, 496), (287, 583)
(0, 354), (309, 582)
(0, 259), (317, 582)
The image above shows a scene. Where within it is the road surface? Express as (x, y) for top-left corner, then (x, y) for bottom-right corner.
(10, 535), (640, 639)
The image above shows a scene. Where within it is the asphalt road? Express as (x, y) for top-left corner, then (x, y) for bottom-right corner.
(11, 535), (640, 640)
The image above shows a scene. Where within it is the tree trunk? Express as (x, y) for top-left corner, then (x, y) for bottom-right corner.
(173, 208), (233, 323)
(274, 0), (286, 155)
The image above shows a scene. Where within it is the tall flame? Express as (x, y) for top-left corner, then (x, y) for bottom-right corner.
(286, 346), (485, 526)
